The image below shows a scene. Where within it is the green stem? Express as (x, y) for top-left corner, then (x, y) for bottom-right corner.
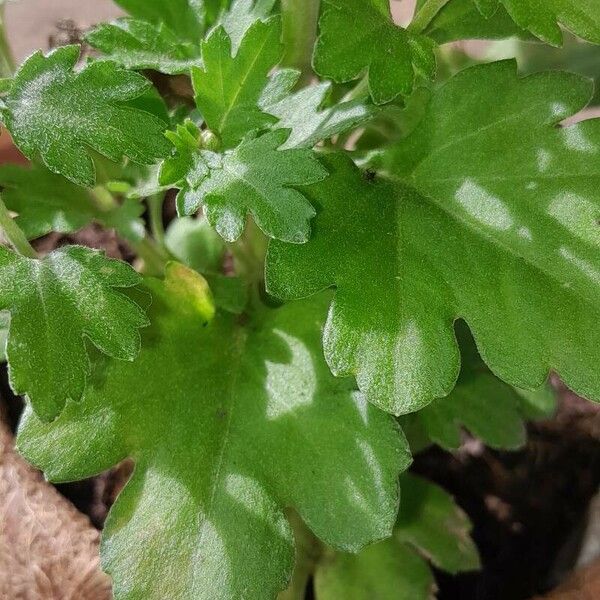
(342, 74), (369, 102)
(0, 195), (37, 258)
(131, 235), (169, 277)
(148, 193), (166, 247)
(281, 0), (321, 84)
(0, 6), (15, 78)
(409, 0), (452, 33)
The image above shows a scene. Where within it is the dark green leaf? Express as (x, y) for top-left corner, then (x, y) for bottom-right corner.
(314, 0), (436, 104)
(0, 245), (148, 420)
(267, 66), (600, 414)
(1, 46), (171, 187)
(17, 266), (409, 599)
(162, 128), (327, 243)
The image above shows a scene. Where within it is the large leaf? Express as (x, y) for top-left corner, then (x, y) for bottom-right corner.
(17, 265), (409, 599)
(161, 128), (327, 243)
(219, 0), (277, 51)
(0, 162), (145, 242)
(259, 69), (378, 149)
(85, 19), (202, 75)
(192, 17), (282, 148)
(0, 46), (171, 187)
(267, 64), (600, 415)
(314, 0), (436, 104)
(314, 474), (479, 599)
(0, 246), (147, 421)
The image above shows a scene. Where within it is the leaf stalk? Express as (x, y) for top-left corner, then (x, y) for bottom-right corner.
(0, 195), (38, 258)
(409, 0), (452, 33)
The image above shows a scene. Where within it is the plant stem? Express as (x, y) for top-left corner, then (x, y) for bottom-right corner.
(131, 235), (169, 277)
(0, 195), (37, 258)
(281, 0), (321, 84)
(409, 0), (452, 33)
(148, 193), (166, 247)
(342, 74), (369, 102)
(0, 5), (15, 79)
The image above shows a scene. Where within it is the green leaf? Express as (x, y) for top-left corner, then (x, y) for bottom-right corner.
(0, 162), (146, 242)
(491, 0), (600, 45)
(419, 0), (529, 44)
(17, 266), (410, 599)
(267, 63), (600, 414)
(114, 0), (206, 43)
(403, 323), (557, 451)
(220, 0), (277, 51)
(259, 69), (378, 149)
(314, 0), (436, 105)
(315, 474), (479, 599)
(0, 245), (148, 421)
(165, 217), (248, 313)
(192, 17), (282, 148)
(1, 46), (171, 187)
(85, 19), (202, 75)
(162, 128), (328, 243)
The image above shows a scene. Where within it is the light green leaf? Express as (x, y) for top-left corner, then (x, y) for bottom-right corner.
(114, 0), (206, 42)
(0, 46), (171, 187)
(220, 0), (277, 51)
(162, 128), (327, 243)
(259, 69), (378, 149)
(17, 266), (409, 599)
(0, 246), (148, 421)
(267, 64), (600, 416)
(315, 474), (479, 599)
(192, 17), (282, 148)
(314, 0), (436, 104)
(0, 162), (146, 242)
(85, 19), (202, 75)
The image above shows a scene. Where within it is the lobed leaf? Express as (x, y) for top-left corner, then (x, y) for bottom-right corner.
(259, 69), (378, 149)
(314, 474), (479, 599)
(314, 0), (436, 104)
(17, 266), (409, 599)
(0, 46), (171, 187)
(85, 18), (202, 75)
(267, 62), (600, 415)
(0, 246), (148, 421)
(192, 17), (282, 148)
(162, 128), (327, 243)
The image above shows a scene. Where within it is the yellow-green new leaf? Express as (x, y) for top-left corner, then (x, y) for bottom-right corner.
(0, 246), (148, 421)
(17, 268), (409, 599)
(0, 46), (171, 187)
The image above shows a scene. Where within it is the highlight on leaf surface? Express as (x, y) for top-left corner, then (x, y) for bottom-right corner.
(0, 246), (148, 421)
(267, 69), (600, 415)
(314, 473), (480, 599)
(17, 270), (410, 600)
(314, 0), (437, 104)
(0, 45), (171, 187)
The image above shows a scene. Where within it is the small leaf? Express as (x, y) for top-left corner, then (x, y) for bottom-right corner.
(314, 0), (436, 104)
(315, 474), (479, 599)
(162, 128), (327, 243)
(0, 245), (148, 421)
(259, 69), (378, 149)
(219, 0), (277, 51)
(192, 17), (282, 148)
(17, 274), (410, 599)
(113, 0), (206, 43)
(86, 19), (202, 75)
(1, 46), (171, 187)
